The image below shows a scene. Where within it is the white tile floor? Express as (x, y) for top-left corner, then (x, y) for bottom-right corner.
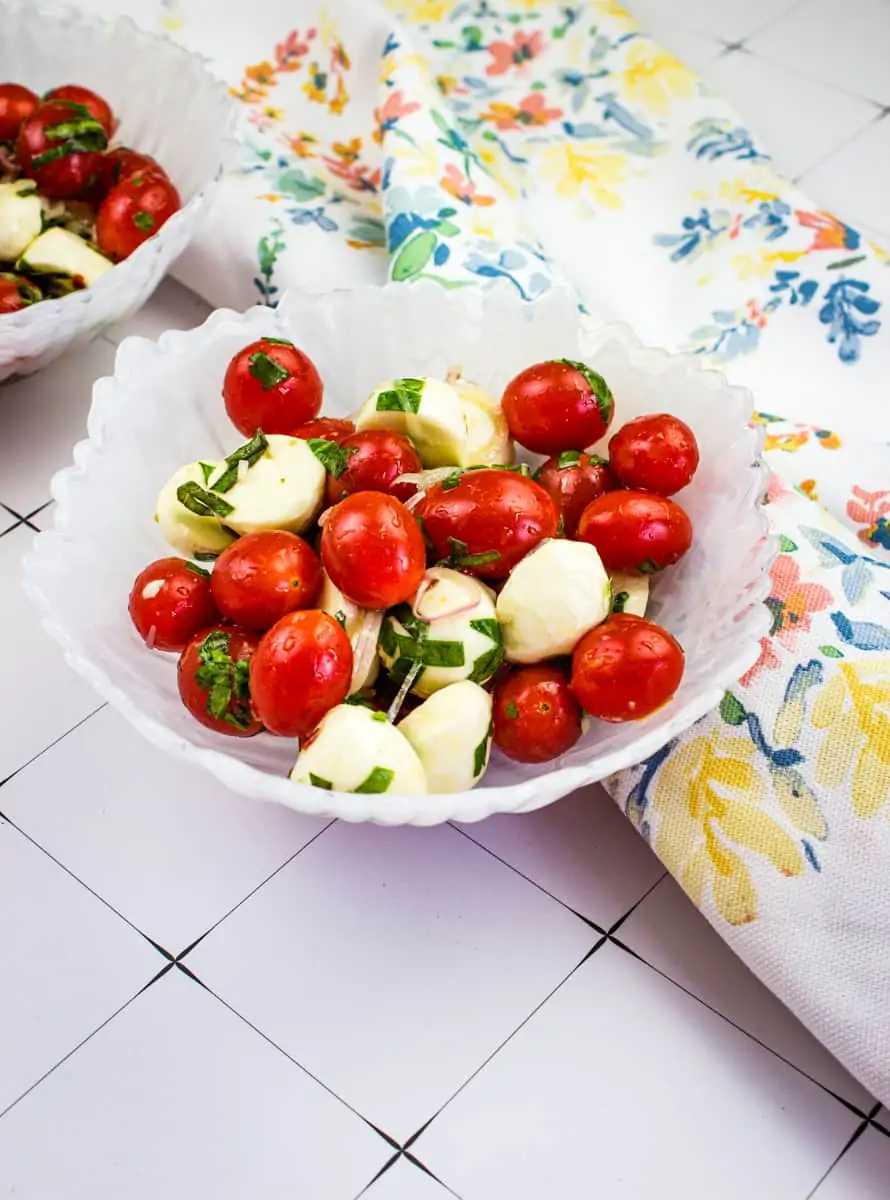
(1, 1), (889, 1196)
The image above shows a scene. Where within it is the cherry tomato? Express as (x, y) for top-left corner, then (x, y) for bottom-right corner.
(290, 417), (354, 444)
(96, 146), (167, 196)
(43, 85), (115, 137)
(502, 358), (614, 456)
(223, 338), (323, 438)
(0, 272), (41, 314)
(96, 171), (181, 260)
(576, 490), (692, 575)
(325, 429), (421, 506)
(210, 531), (322, 631)
(416, 468), (559, 580)
(178, 625), (264, 737)
(0, 83), (39, 143)
(128, 556), (219, 652)
(321, 491), (427, 609)
(571, 614), (684, 722)
(533, 451), (620, 539)
(493, 665), (583, 763)
(250, 610), (353, 739)
(16, 101), (108, 198)
(609, 414), (700, 497)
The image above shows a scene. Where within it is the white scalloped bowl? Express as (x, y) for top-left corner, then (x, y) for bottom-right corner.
(0, 0), (237, 382)
(24, 283), (775, 825)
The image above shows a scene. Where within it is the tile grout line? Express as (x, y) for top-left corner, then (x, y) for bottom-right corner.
(794, 108), (890, 189)
(0, 702), (107, 793)
(806, 1102), (883, 1198)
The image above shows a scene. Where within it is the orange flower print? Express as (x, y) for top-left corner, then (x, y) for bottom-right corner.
(847, 486), (890, 551)
(799, 479), (818, 501)
(481, 92), (563, 131)
(765, 555), (832, 649)
(288, 131), (319, 158)
(232, 29), (316, 104)
(322, 138), (380, 192)
(740, 636), (781, 688)
(440, 163), (496, 207)
(275, 29), (314, 71)
(795, 209), (860, 253)
(373, 89), (422, 143)
(485, 30), (545, 77)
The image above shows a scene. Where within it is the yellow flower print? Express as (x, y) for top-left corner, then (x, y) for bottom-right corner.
(541, 144), (627, 210)
(719, 180), (778, 206)
(593, 0), (637, 27)
(621, 42), (695, 117)
(652, 729), (804, 924)
(812, 660), (890, 819)
(385, 0), (454, 21)
(732, 249), (806, 281)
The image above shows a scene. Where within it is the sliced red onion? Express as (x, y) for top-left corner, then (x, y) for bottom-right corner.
(387, 659), (423, 723)
(410, 567), (482, 624)
(349, 608), (383, 693)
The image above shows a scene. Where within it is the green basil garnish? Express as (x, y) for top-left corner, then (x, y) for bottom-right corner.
(557, 450), (581, 469)
(612, 590), (630, 613)
(309, 773), (333, 790)
(558, 358), (614, 428)
(353, 766), (395, 794)
(176, 482), (235, 519)
(248, 351), (290, 390)
(375, 377), (424, 413)
(211, 429), (269, 493)
(308, 437), (355, 478)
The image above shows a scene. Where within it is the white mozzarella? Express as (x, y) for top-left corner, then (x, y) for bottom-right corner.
(0, 181), (43, 262)
(213, 434), (325, 536)
(155, 462), (237, 558)
(317, 571), (380, 691)
(496, 538), (611, 663)
(609, 572), (649, 617)
(291, 703), (427, 795)
(398, 681), (493, 793)
(449, 375), (515, 467)
(355, 376), (467, 467)
(379, 567), (503, 698)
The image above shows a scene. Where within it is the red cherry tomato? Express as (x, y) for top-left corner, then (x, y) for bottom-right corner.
(502, 359), (614, 456)
(250, 610), (353, 739)
(223, 338), (323, 437)
(128, 556), (219, 652)
(576, 490), (692, 575)
(416, 468), (559, 580)
(321, 491), (427, 609)
(43, 85), (115, 137)
(210, 531), (322, 631)
(0, 83), (39, 143)
(178, 625), (264, 737)
(571, 614), (684, 722)
(608, 414), (700, 497)
(493, 665), (583, 763)
(325, 429), (421, 506)
(533, 451), (621, 539)
(96, 146), (167, 196)
(16, 101), (108, 198)
(96, 171), (181, 261)
(0, 272), (41, 314)
(290, 417), (354, 443)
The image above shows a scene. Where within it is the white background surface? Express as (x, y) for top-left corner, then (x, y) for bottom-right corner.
(2, 0), (890, 1194)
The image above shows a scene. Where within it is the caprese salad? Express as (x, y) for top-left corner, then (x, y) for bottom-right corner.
(128, 336), (699, 797)
(0, 81), (180, 313)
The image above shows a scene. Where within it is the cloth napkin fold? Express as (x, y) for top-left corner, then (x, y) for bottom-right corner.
(89, 0), (890, 1102)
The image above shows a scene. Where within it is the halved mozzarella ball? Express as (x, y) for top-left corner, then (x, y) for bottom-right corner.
(610, 572), (649, 617)
(355, 376), (466, 467)
(398, 681), (493, 793)
(496, 538), (611, 663)
(450, 375), (514, 467)
(379, 567), (503, 698)
(212, 434), (325, 536)
(291, 703), (427, 795)
(155, 462), (236, 558)
(318, 571), (380, 692)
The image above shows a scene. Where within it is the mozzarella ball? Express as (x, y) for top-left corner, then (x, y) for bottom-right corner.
(496, 538), (611, 663)
(213, 434), (325, 536)
(317, 571), (380, 691)
(155, 462), (236, 558)
(291, 703), (427, 795)
(398, 681), (493, 793)
(610, 571), (650, 617)
(450, 376), (514, 467)
(379, 568), (503, 697)
(355, 376), (467, 467)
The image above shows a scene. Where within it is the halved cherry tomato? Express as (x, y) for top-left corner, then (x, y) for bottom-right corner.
(571, 614), (684, 722)
(493, 665), (583, 763)
(0, 272), (41, 314)
(210, 530), (322, 631)
(96, 146), (167, 196)
(609, 413), (699, 497)
(576, 490), (692, 575)
(223, 338), (323, 437)
(16, 101), (107, 198)
(290, 417), (354, 444)
(325, 429), (421, 506)
(502, 359), (614, 455)
(0, 83), (39, 143)
(178, 625), (264, 736)
(250, 610), (353, 738)
(96, 171), (181, 260)
(533, 451), (620, 539)
(128, 556), (219, 652)
(321, 491), (427, 608)
(43, 85), (115, 137)
(416, 468), (559, 580)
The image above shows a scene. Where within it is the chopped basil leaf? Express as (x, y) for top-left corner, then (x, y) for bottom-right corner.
(45, 98), (92, 117)
(176, 482), (235, 519)
(557, 450), (581, 469)
(379, 618), (398, 658)
(224, 706), (252, 730)
(505, 699), (519, 719)
(185, 562), (211, 578)
(375, 377), (424, 414)
(473, 717), (493, 777)
(233, 659), (251, 701)
(334, 610), (348, 628)
(556, 514), (566, 537)
(494, 462), (530, 476)
(194, 550), (219, 562)
(441, 537), (501, 570)
(353, 766), (395, 794)
(421, 639), (465, 668)
(588, 454), (609, 466)
(248, 350), (291, 390)
(441, 471), (463, 491)
(611, 590), (630, 613)
(343, 694), (374, 708)
(389, 603), (429, 641)
(211, 429), (269, 493)
(469, 641), (504, 684)
(309, 772), (333, 790)
(371, 711), (387, 722)
(133, 210), (155, 232)
(557, 359), (614, 428)
(468, 617), (500, 642)
(262, 337), (293, 346)
(637, 558), (659, 575)
(198, 462), (215, 484)
(308, 437), (355, 478)
(194, 630), (252, 727)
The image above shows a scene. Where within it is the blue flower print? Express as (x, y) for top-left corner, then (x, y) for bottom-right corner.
(818, 277), (881, 363)
(655, 207), (731, 262)
(687, 119), (769, 162)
